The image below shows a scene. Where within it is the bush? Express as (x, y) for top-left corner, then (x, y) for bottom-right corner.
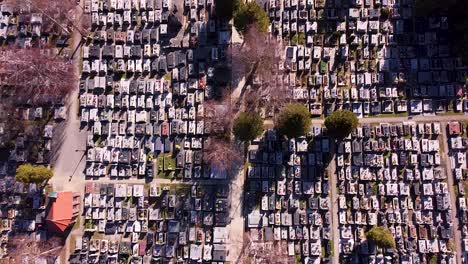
(291, 33), (306, 46)
(275, 104), (311, 138)
(381, 8), (390, 20)
(366, 226), (396, 249)
(215, 0), (240, 20)
(16, 164), (53, 184)
(234, 1), (269, 34)
(233, 112), (264, 142)
(324, 110), (358, 139)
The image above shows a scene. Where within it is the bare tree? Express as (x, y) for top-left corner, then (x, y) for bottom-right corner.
(202, 94), (243, 171)
(5, 0), (79, 36)
(6, 234), (64, 263)
(237, 234), (295, 264)
(0, 47), (76, 104)
(204, 96), (234, 136)
(0, 102), (24, 149)
(230, 25), (283, 80)
(203, 138), (242, 172)
(230, 25), (292, 113)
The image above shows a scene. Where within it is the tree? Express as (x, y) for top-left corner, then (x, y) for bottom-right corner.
(233, 112), (264, 142)
(366, 226), (396, 249)
(324, 110), (358, 139)
(215, 0), (240, 21)
(428, 255), (437, 264)
(5, 0), (77, 35)
(0, 48), (76, 104)
(6, 234), (63, 262)
(16, 164), (53, 184)
(275, 104), (311, 138)
(380, 7), (390, 20)
(203, 138), (242, 171)
(234, 1), (269, 34)
(230, 26), (290, 113)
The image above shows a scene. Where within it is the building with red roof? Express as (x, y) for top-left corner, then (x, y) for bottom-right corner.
(46, 192), (80, 234)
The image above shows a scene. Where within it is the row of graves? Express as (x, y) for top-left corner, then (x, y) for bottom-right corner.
(80, 0), (230, 180)
(71, 182), (229, 263)
(0, 2), (74, 259)
(0, 4), (71, 48)
(447, 122), (468, 257)
(264, 0), (467, 117)
(336, 122), (456, 264)
(244, 127), (333, 264)
(0, 164), (47, 259)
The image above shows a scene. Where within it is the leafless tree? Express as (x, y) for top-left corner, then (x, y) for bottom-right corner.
(230, 25), (292, 113)
(0, 47), (76, 104)
(5, 0), (79, 36)
(202, 94), (243, 171)
(203, 137), (242, 172)
(204, 94), (235, 136)
(237, 235), (295, 264)
(230, 25), (283, 78)
(0, 102), (24, 149)
(6, 234), (64, 263)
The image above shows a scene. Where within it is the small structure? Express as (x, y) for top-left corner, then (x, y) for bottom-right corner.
(46, 192), (80, 234)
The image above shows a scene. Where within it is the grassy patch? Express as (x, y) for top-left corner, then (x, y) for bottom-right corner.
(72, 216), (81, 230)
(156, 153), (176, 179)
(374, 112), (409, 118)
(437, 111), (465, 116)
(160, 183), (191, 195)
(163, 154), (176, 170)
(295, 254), (301, 264)
(163, 73), (172, 83)
(93, 232), (105, 239)
(464, 180), (468, 198)
(69, 235), (76, 253)
(328, 239), (334, 257)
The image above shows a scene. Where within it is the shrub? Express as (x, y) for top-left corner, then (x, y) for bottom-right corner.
(16, 164), (53, 184)
(275, 104), (311, 138)
(381, 8), (390, 20)
(366, 226), (396, 249)
(233, 112), (264, 142)
(291, 33), (306, 46)
(234, 1), (269, 34)
(324, 110), (358, 139)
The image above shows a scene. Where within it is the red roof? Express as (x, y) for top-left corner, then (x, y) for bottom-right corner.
(46, 192), (75, 233)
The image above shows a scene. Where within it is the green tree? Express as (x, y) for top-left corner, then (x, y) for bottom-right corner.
(233, 112), (264, 142)
(215, 0), (240, 21)
(380, 7), (390, 20)
(275, 104), (311, 138)
(234, 1), (269, 34)
(366, 226), (396, 249)
(16, 164), (53, 184)
(324, 110), (358, 139)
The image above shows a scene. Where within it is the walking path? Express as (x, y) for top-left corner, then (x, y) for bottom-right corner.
(327, 141), (339, 264)
(49, 1), (86, 262)
(440, 122), (462, 264)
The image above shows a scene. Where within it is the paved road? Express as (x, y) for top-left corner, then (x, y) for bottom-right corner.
(226, 167), (246, 262)
(440, 122), (462, 264)
(49, 1), (86, 262)
(327, 140), (340, 264)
